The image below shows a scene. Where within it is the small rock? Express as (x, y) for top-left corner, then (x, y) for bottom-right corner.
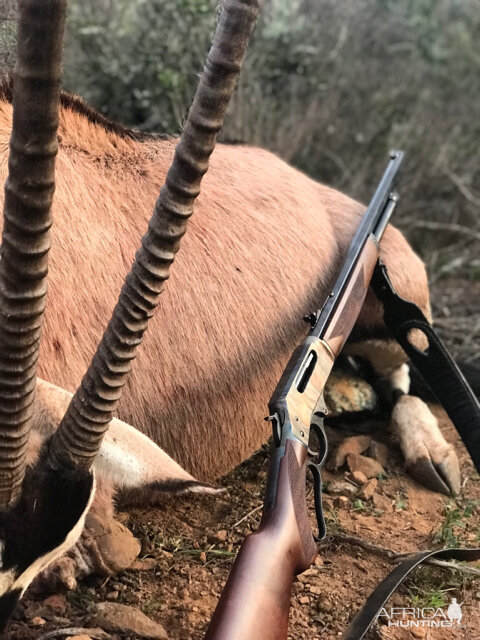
(106, 590), (119, 600)
(326, 480), (357, 497)
(410, 628), (427, 639)
(30, 617), (46, 627)
(199, 551), (207, 564)
(358, 478), (378, 500)
(299, 596), (310, 604)
(349, 470), (368, 485)
(333, 495), (350, 509)
(211, 529), (228, 543)
(346, 453), (385, 479)
(327, 436), (371, 470)
(130, 558), (157, 571)
(372, 493), (393, 513)
(43, 594), (67, 615)
(66, 630), (111, 640)
(324, 371), (378, 416)
(368, 441), (388, 467)
(93, 602), (168, 639)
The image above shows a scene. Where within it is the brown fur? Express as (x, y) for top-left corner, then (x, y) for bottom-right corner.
(0, 94), (431, 481)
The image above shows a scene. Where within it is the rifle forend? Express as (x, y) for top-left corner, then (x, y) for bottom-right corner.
(204, 152), (404, 640)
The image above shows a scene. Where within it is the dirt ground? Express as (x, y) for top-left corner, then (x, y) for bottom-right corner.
(128, 413), (480, 640)
(5, 279), (480, 640)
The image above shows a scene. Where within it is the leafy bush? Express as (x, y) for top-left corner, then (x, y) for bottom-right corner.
(2, 0), (479, 277)
(0, 0), (16, 70)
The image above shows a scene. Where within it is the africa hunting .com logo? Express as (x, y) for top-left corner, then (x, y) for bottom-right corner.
(378, 598), (467, 629)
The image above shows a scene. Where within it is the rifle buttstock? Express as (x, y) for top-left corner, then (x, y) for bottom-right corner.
(204, 439), (315, 640)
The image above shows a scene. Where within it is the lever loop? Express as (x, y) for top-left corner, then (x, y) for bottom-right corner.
(307, 418), (328, 541)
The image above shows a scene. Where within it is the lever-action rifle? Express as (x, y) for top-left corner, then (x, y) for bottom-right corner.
(204, 151), (404, 640)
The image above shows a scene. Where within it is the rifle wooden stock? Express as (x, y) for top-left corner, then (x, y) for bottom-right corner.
(204, 439), (315, 640)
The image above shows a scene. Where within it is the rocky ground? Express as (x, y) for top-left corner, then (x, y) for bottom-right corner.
(4, 279), (480, 640)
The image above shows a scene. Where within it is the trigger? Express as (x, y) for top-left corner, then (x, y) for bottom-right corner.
(308, 416), (328, 468)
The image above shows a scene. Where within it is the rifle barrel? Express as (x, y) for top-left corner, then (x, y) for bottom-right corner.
(312, 150), (403, 338)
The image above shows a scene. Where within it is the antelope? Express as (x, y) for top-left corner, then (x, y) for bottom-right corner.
(0, 0), (462, 628)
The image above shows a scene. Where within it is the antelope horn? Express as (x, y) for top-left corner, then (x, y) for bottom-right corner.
(0, 0), (66, 509)
(48, 0), (259, 471)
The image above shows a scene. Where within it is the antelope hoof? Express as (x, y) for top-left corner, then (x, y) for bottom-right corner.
(408, 449), (461, 496)
(78, 512), (141, 576)
(391, 395), (461, 495)
(37, 514), (141, 592)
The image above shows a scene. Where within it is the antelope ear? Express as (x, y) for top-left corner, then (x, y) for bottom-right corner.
(96, 416), (220, 497)
(34, 379), (219, 497)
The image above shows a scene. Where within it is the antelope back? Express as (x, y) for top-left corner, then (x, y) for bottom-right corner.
(0, 94), (431, 480)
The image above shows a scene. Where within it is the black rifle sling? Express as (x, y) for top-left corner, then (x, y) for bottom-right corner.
(370, 261), (480, 472)
(337, 261), (480, 638)
(341, 546), (480, 639)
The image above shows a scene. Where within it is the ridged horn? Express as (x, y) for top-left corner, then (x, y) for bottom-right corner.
(47, 0), (259, 471)
(0, 0), (66, 510)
